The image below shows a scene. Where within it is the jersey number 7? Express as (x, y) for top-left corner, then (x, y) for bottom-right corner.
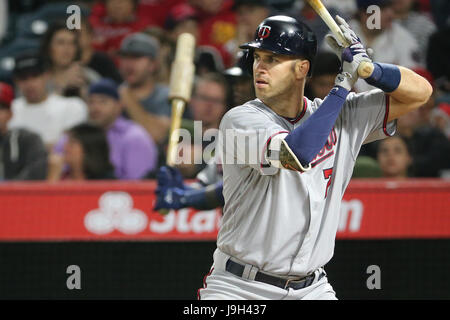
(323, 168), (333, 199)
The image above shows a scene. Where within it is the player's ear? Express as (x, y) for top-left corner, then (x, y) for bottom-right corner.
(294, 59), (309, 79)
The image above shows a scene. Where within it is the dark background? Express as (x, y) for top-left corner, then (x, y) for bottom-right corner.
(1, 239), (449, 299)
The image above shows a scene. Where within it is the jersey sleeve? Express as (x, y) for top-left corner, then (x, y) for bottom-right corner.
(217, 105), (288, 175)
(337, 89), (396, 159)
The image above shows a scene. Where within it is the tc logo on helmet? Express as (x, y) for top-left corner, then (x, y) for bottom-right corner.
(258, 26), (271, 39)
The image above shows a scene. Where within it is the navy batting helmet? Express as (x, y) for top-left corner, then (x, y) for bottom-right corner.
(239, 15), (317, 76)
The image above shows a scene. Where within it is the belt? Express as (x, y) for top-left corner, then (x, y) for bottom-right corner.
(225, 258), (325, 290)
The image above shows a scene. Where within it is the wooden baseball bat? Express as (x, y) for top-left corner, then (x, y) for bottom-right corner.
(166, 33), (196, 166)
(158, 33), (195, 215)
(306, 0), (374, 78)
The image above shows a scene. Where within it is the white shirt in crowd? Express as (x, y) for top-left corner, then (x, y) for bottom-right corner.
(8, 93), (88, 145)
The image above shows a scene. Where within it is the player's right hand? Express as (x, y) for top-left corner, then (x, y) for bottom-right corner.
(154, 166), (187, 211)
(325, 15), (372, 91)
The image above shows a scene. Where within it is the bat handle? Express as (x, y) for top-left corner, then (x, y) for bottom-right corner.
(358, 61), (374, 79)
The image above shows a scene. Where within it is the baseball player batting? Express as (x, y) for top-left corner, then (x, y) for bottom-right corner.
(194, 15), (432, 300)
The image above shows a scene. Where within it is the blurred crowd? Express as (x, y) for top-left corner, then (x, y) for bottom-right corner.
(0, 0), (449, 182)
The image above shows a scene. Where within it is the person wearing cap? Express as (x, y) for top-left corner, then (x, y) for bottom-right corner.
(8, 51), (88, 149)
(0, 82), (48, 180)
(49, 78), (158, 181)
(164, 3), (200, 43)
(222, 51), (255, 107)
(118, 32), (171, 145)
(89, 0), (153, 60)
(347, 0), (421, 92)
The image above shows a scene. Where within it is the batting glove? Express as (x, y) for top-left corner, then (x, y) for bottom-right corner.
(325, 15), (372, 91)
(154, 166), (191, 210)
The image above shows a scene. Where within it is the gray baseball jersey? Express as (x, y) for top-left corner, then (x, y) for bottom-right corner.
(215, 89), (395, 277)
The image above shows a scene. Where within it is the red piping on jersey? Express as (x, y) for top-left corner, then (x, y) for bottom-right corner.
(383, 94), (391, 136)
(260, 131), (290, 169)
(311, 150), (335, 168)
(197, 267), (214, 300)
(282, 97), (308, 124)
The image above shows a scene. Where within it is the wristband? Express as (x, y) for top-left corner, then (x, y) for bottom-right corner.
(365, 63), (401, 93)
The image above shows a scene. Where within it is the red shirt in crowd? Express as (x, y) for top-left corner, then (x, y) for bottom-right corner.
(89, 2), (154, 59)
(195, 0), (237, 67)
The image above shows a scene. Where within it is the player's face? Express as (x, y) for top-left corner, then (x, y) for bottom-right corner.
(253, 49), (299, 103)
(377, 136), (412, 178)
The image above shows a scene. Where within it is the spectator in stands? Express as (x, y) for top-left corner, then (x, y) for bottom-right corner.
(190, 72), (229, 134)
(164, 3), (200, 43)
(171, 72), (229, 178)
(0, 82), (47, 180)
(87, 78), (157, 179)
(40, 20), (100, 98)
(118, 32), (171, 145)
(397, 106), (450, 177)
(376, 135), (412, 179)
(79, 19), (123, 84)
(144, 27), (176, 85)
(189, 0), (237, 67)
(348, 0), (421, 92)
(163, 3), (220, 80)
(89, 0), (153, 60)
(60, 123), (115, 180)
(225, 0), (272, 66)
(144, 27), (175, 86)
(392, 0), (436, 66)
(222, 51), (255, 107)
(8, 52), (88, 149)
(305, 51), (341, 100)
(139, 0), (186, 27)
(49, 78), (158, 180)
(431, 102), (450, 140)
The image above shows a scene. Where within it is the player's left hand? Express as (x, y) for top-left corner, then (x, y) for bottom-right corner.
(154, 186), (188, 210)
(325, 15), (372, 91)
(154, 166), (189, 211)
